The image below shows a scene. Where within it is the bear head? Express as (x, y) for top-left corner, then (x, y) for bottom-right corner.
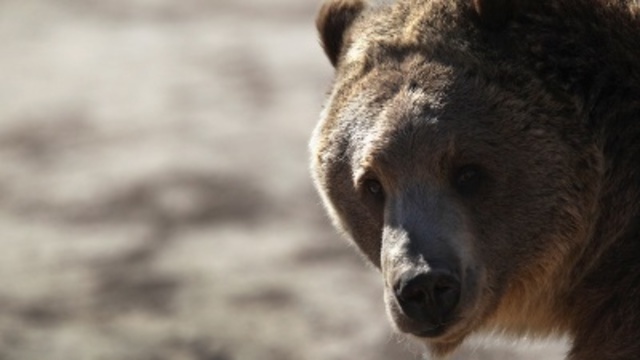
(311, 0), (604, 356)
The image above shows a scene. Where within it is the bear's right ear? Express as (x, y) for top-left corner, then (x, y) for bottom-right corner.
(316, 0), (366, 67)
(472, 0), (515, 30)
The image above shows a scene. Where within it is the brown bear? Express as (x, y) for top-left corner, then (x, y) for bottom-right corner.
(310, 0), (640, 359)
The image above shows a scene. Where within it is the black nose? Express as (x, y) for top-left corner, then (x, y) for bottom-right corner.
(393, 270), (461, 336)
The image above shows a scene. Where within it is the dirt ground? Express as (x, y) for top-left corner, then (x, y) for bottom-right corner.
(0, 0), (568, 359)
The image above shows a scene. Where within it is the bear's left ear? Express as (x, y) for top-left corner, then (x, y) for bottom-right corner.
(472, 0), (515, 30)
(316, 0), (366, 67)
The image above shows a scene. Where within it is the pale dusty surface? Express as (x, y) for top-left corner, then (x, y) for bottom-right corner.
(0, 1), (567, 359)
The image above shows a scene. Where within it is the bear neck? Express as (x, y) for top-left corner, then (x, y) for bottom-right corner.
(499, 2), (640, 353)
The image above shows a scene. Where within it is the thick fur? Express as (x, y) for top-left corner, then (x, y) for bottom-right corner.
(311, 0), (640, 359)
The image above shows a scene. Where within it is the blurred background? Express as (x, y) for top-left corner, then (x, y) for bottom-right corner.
(0, 0), (567, 359)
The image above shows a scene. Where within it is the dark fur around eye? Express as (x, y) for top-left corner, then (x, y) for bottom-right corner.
(363, 179), (385, 202)
(453, 165), (484, 197)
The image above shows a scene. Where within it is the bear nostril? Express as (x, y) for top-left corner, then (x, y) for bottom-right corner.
(399, 282), (430, 304)
(433, 281), (459, 311)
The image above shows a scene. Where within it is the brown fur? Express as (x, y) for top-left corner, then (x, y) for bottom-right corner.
(311, 0), (640, 359)
(316, 0), (366, 67)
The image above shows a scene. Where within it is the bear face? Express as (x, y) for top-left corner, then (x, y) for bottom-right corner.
(311, 0), (607, 356)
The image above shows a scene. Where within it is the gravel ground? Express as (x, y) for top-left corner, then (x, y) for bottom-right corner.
(0, 1), (567, 359)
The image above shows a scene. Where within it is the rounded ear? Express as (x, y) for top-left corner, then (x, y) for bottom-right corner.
(472, 0), (515, 30)
(316, 0), (366, 67)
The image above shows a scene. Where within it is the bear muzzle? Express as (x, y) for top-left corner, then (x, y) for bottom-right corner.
(380, 191), (475, 340)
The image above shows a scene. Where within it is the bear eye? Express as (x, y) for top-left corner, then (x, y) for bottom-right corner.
(363, 179), (385, 201)
(453, 165), (484, 197)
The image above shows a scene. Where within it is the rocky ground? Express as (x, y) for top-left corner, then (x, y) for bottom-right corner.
(0, 0), (567, 359)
